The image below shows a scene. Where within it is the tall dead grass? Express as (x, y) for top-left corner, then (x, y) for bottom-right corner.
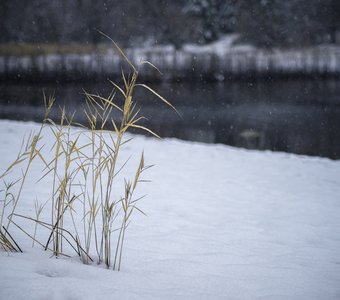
(0, 41), (177, 270)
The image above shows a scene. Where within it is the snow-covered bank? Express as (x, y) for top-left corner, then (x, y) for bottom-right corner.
(0, 119), (340, 300)
(1, 37), (340, 81)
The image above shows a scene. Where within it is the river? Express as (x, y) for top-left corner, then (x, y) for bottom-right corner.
(1, 78), (340, 159)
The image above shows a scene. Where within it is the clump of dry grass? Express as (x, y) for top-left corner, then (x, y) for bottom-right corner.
(0, 94), (54, 252)
(0, 41), (177, 270)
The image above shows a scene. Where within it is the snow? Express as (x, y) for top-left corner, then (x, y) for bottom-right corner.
(182, 34), (240, 56)
(1, 119), (340, 300)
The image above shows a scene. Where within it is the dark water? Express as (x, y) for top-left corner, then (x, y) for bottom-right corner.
(1, 79), (340, 159)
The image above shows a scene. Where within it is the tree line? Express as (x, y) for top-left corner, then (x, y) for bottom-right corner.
(1, 0), (340, 48)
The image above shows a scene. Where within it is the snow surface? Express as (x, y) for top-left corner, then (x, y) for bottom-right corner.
(0, 120), (340, 300)
(183, 34), (236, 56)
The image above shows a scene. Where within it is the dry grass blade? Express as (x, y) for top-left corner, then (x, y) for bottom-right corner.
(97, 30), (137, 73)
(1, 227), (22, 252)
(135, 83), (181, 117)
(140, 59), (163, 75)
(108, 79), (127, 98)
(128, 124), (161, 139)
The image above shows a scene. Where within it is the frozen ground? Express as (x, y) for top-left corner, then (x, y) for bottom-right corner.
(0, 120), (340, 300)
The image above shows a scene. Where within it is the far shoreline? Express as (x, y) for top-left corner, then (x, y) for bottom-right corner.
(1, 38), (340, 82)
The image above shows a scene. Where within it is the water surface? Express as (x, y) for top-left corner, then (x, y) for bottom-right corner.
(1, 79), (340, 158)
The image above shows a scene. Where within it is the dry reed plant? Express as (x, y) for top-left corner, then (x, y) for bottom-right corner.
(0, 95), (54, 252)
(0, 41), (177, 271)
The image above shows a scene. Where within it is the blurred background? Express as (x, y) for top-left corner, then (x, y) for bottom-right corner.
(1, 0), (340, 158)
